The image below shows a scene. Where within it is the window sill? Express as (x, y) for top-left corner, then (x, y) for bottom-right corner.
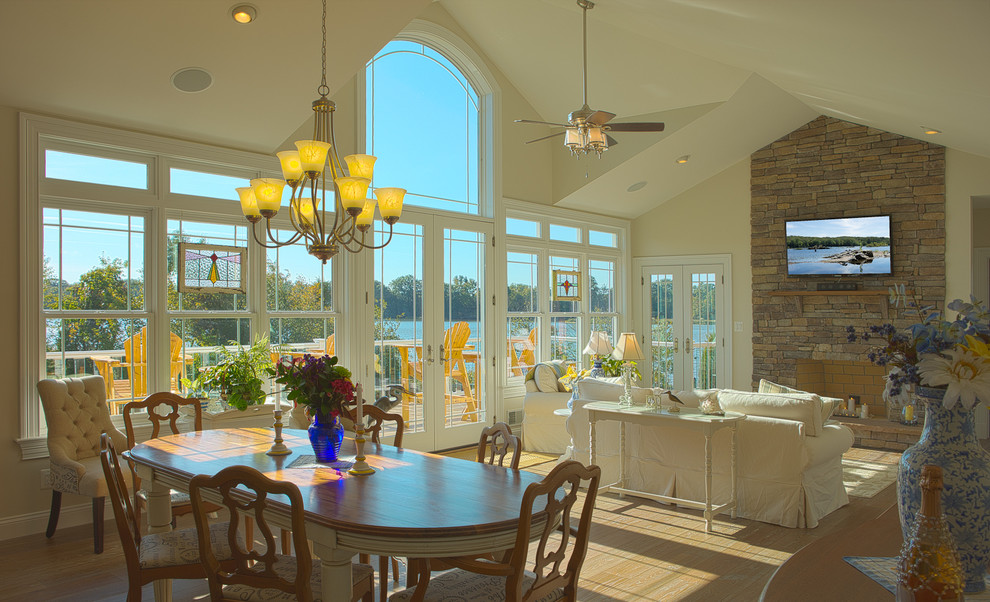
(17, 436), (48, 460)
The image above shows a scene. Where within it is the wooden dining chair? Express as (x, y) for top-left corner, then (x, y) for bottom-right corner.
(99, 433), (238, 602)
(476, 422), (522, 470)
(121, 393), (224, 531)
(390, 460), (601, 602)
(189, 464), (374, 602)
(347, 404), (404, 601)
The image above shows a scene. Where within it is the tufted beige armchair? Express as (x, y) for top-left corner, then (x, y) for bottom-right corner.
(38, 375), (130, 554)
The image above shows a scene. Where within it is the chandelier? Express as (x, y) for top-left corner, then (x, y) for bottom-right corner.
(235, 0), (404, 263)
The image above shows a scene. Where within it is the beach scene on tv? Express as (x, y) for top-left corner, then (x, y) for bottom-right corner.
(786, 216), (891, 275)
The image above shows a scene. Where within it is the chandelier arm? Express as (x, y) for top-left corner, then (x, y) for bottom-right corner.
(345, 224), (396, 251)
(305, 176), (329, 241)
(248, 220), (299, 249)
(263, 218), (306, 247)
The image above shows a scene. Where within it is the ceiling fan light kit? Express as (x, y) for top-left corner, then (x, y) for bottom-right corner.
(514, 0), (665, 158)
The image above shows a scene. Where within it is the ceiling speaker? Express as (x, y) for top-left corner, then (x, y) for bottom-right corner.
(171, 68), (213, 93)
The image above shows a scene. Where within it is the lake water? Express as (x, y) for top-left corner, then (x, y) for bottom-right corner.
(787, 246), (891, 275)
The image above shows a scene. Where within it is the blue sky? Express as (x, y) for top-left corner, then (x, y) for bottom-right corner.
(786, 216), (890, 238)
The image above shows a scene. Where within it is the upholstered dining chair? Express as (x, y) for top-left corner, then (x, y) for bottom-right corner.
(390, 460), (601, 602)
(100, 433), (238, 601)
(121, 392), (224, 531)
(189, 464), (374, 602)
(38, 375), (130, 553)
(347, 404), (404, 601)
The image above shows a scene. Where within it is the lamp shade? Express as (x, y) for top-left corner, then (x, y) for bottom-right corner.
(335, 177), (371, 214)
(355, 199), (376, 231)
(250, 178), (285, 213)
(583, 331), (613, 356)
(276, 150), (304, 182)
(344, 154), (376, 179)
(291, 197), (318, 228)
(375, 187), (405, 223)
(612, 332), (644, 361)
(236, 187), (260, 218)
(294, 139), (332, 175)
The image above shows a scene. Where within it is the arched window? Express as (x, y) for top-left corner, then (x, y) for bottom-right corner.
(366, 39), (480, 215)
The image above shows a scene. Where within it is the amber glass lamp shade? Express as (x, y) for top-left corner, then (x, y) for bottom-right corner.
(291, 197), (318, 228)
(236, 187), (261, 221)
(375, 187), (405, 224)
(250, 178), (286, 215)
(344, 154), (376, 179)
(355, 199), (375, 232)
(335, 177), (371, 215)
(276, 150), (304, 183)
(294, 140), (332, 176)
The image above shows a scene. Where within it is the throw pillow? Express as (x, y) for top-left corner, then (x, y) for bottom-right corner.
(759, 379), (840, 423)
(573, 377), (652, 404)
(717, 389), (824, 436)
(558, 366), (591, 392)
(532, 360), (569, 392)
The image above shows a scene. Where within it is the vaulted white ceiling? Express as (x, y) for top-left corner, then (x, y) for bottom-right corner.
(1, 0), (987, 218)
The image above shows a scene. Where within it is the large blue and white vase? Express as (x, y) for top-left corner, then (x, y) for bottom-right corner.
(308, 412), (345, 463)
(897, 385), (990, 593)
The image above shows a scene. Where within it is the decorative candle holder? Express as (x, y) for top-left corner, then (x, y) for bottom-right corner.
(348, 427), (375, 476)
(266, 409), (292, 456)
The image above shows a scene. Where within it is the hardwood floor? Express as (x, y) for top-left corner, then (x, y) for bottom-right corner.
(2, 450), (897, 601)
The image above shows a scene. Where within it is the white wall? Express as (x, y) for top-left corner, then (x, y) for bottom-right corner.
(946, 149), (990, 302)
(630, 159), (753, 389)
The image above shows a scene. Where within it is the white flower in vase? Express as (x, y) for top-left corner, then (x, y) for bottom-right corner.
(917, 348), (990, 410)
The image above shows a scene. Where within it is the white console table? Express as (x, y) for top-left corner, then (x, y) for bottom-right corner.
(584, 401), (745, 533)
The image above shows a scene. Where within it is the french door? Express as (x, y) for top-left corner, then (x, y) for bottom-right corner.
(640, 261), (727, 391)
(374, 213), (492, 450)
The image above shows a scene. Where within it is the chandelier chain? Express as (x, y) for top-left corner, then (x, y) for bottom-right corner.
(319, 0), (329, 97)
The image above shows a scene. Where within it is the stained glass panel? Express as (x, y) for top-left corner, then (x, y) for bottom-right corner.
(178, 242), (246, 293)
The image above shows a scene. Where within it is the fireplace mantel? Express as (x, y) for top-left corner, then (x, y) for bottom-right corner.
(768, 290), (891, 317)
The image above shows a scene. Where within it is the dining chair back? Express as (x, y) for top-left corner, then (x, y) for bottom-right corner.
(100, 433), (145, 575)
(189, 464), (374, 602)
(122, 392), (215, 530)
(38, 375), (129, 553)
(349, 404), (404, 446)
(476, 422), (521, 470)
(393, 460), (601, 602)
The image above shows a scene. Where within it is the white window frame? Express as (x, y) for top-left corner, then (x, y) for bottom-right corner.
(17, 113), (345, 458)
(500, 199), (630, 397)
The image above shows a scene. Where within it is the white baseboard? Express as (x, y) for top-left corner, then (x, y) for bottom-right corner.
(0, 498), (113, 542)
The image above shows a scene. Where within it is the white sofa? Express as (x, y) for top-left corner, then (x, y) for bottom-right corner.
(562, 379), (854, 528)
(521, 379), (573, 453)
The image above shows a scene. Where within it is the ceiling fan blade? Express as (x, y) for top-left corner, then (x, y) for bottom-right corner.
(606, 135), (619, 147)
(526, 131), (566, 144)
(587, 110), (615, 125)
(606, 122), (666, 132)
(515, 119), (570, 128)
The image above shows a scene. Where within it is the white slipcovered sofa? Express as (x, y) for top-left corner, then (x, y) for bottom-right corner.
(562, 378), (854, 528)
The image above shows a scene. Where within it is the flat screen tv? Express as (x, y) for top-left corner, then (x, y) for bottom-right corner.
(785, 216), (891, 276)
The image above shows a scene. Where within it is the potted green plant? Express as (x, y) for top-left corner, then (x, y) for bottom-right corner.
(196, 337), (273, 411)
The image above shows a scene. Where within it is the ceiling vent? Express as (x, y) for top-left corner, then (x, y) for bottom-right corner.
(171, 68), (213, 93)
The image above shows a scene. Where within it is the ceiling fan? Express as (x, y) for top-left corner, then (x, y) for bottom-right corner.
(515, 0), (665, 157)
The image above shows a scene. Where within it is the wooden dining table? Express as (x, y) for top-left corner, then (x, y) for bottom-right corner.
(126, 427), (549, 602)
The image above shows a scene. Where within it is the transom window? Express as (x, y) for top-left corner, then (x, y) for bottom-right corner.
(366, 40), (480, 214)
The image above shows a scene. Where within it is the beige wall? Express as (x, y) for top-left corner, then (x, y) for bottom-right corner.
(946, 149), (990, 301)
(973, 208), (990, 248)
(630, 159), (753, 390)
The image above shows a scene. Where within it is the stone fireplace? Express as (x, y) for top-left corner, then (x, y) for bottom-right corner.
(751, 116), (946, 419)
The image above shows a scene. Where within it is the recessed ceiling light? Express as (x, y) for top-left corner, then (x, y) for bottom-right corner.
(231, 4), (257, 24)
(922, 127), (941, 135)
(675, 155), (690, 164)
(627, 181), (647, 193)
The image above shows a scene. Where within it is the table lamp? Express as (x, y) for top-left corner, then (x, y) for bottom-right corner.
(583, 332), (613, 378)
(612, 332), (644, 406)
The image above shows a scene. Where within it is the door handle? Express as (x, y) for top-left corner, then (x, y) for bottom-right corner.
(439, 343), (447, 364)
(425, 344), (434, 365)
(673, 338), (678, 353)
(685, 338), (693, 354)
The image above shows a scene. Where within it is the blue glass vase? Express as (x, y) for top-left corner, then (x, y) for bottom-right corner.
(897, 386), (990, 593)
(309, 412), (344, 463)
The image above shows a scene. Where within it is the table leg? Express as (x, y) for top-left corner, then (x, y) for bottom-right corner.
(730, 424), (738, 519)
(618, 421), (626, 499)
(589, 414), (597, 470)
(704, 431), (713, 533)
(146, 478), (173, 601)
(312, 542), (355, 602)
